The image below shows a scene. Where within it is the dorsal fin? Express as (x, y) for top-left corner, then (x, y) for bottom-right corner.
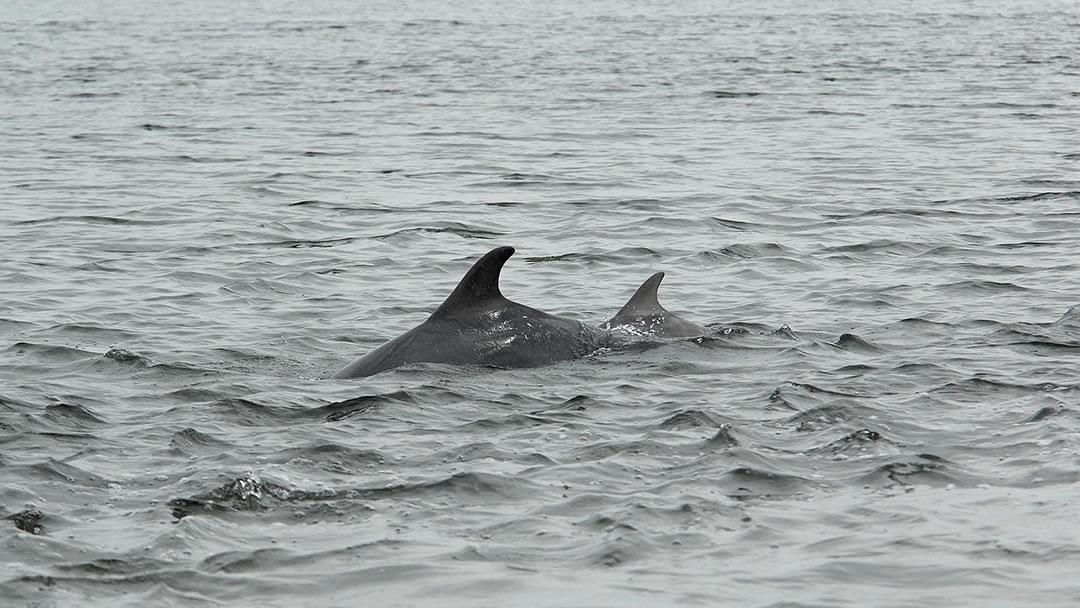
(429, 246), (514, 319)
(603, 271), (709, 337)
(613, 272), (667, 317)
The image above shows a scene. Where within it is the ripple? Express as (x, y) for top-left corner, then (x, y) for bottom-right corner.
(6, 506), (46, 535)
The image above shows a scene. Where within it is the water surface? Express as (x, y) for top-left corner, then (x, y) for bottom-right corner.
(3, 1), (1080, 606)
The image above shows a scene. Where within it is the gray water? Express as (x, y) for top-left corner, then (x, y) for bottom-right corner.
(3, 1), (1080, 606)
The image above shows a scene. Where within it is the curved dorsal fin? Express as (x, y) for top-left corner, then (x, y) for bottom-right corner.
(429, 246), (514, 319)
(614, 271), (667, 317)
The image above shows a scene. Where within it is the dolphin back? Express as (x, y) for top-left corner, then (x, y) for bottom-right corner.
(332, 246), (608, 379)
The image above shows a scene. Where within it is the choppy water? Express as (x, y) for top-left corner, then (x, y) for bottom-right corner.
(4, 1), (1080, 606)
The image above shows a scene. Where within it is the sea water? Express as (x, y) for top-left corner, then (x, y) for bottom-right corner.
(3, 1), (1080, 606)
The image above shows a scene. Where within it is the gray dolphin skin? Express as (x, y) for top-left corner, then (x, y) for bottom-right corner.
(332, 246), (608, 379)
(601, 271), (708, 338)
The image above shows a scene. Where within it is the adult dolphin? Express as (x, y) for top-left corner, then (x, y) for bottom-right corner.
(601, 272), (708, 338)
(332, 246), (608, 379)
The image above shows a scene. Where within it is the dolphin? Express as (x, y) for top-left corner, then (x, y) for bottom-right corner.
(600, 272), (708, 338)
(332, 246), (608, 379)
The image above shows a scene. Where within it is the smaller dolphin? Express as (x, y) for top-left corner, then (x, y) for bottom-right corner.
(601, 272), (708, 338)
(332, 246), (607, 379)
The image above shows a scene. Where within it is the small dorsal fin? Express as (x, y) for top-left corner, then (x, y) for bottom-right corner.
(603, 271), (708, 337)
(429, 246), (514, 319)
(614, 271), (667, 317)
